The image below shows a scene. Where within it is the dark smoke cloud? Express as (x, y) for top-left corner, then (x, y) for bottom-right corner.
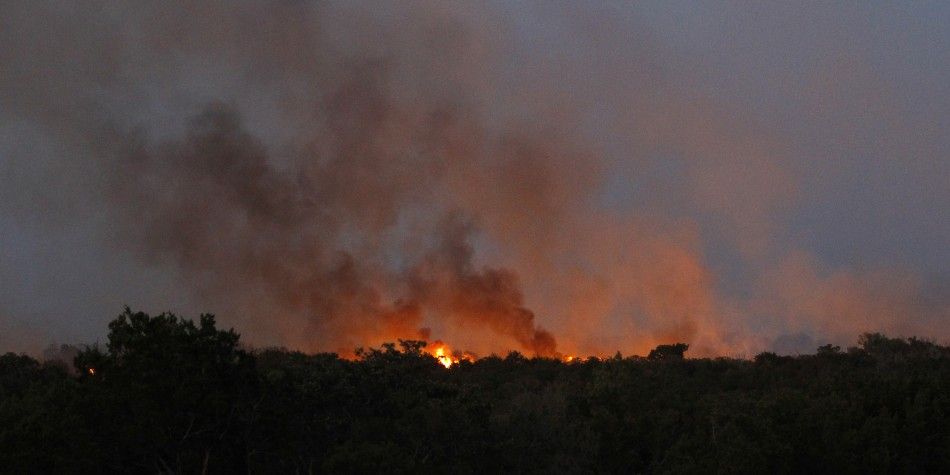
(104, 99), (557, 354)
(409, 214), (557, 355)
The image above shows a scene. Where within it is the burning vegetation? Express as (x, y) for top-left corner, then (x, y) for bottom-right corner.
(425, 341), (476, 369)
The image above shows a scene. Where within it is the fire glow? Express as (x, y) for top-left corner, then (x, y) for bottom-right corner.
(426, 341), (476, 368)
(424, 339), (582, 368)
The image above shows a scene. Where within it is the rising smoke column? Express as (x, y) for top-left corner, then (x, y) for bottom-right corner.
(103, 92), (559, 354)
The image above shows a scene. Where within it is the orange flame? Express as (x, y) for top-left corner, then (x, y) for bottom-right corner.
(434, 346), (454, 368)
(426, 340), (476, 368)
(422, 339), (590, 367)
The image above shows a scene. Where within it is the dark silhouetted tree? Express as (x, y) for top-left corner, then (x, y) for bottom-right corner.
(648, 343), (689, 360)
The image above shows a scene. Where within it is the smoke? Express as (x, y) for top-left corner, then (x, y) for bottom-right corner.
(1, 1), (947, 356)
(408, 214), (557, 355)
(104, 100), (559, 354)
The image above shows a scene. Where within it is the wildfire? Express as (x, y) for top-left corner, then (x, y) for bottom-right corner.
(423, 340), (583, 368)
(426, 341), (476, 368)
(88, 367), (96, 375)
(434, 346), (454, 368)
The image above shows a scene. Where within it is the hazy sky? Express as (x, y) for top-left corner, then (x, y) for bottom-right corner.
(1, 1), (947, 356)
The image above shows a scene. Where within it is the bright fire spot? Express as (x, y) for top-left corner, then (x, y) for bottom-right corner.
(88, 368), (96, 375)
(434, 346), (454, 368)
(427, 341), (474, 369)
(425, 340), (583, 368)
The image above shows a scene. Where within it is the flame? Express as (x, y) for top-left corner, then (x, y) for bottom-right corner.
(88, 367), (96, 375)
(426, 340), (476, 368)
(434, 346), (454, 368)
(422, 339), (588, 368)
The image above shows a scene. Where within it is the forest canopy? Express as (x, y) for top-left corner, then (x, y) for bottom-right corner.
(2, 309), (950, 473)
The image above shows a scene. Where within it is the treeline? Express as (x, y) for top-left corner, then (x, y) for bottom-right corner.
(2, 309), (950, 473)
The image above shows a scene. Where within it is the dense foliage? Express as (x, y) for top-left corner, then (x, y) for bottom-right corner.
(2, 309), (950, 473)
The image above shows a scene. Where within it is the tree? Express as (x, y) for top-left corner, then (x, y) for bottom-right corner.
(648, 343), (689, 360)
(75, 307), (256, 473)
(816, 344), (842, 356)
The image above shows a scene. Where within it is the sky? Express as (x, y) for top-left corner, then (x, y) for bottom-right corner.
(1, 1), (948, 357)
